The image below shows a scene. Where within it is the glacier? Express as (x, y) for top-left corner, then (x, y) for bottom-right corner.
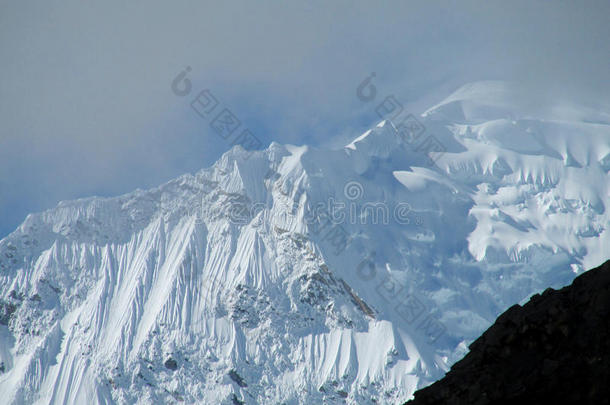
(0, 81), (608, 404)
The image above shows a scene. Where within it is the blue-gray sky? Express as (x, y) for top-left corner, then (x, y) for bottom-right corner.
(1, 0), (609, 238)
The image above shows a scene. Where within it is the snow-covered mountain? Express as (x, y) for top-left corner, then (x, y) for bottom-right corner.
(0, 81), (608, 404)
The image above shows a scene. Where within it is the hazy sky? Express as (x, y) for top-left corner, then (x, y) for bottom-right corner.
(1, 0), (609, 237)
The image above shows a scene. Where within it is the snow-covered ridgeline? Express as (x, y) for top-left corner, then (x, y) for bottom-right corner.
(0, 81), (608, 404)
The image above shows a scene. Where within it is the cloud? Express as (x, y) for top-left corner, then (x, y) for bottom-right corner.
(1, 0), (609, 237)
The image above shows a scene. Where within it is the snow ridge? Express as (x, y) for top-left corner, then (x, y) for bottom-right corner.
(0, 81), (609, 404)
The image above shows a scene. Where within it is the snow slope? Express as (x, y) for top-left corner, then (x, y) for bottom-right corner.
(0, 81), (608, 404)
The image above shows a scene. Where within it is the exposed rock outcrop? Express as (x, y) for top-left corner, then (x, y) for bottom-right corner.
(407, 260), (610, 405)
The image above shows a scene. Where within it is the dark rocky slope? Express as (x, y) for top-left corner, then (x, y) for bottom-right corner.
(406, 260), (610, 405)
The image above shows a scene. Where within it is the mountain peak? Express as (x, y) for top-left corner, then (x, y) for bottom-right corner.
(424, 80), (610, 125)
(423, 80), (522, 122)
(0, 87), (609, 403)
(345, 119), (404, 160)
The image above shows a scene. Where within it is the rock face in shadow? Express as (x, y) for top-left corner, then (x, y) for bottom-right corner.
(407, 260), (610, 405)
